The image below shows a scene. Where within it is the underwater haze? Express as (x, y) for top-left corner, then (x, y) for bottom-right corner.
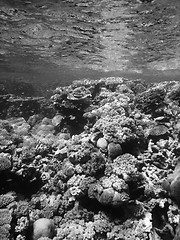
(0, 0), (180, 95)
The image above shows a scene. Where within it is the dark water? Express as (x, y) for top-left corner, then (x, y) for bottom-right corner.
(0, 0), (180, 95)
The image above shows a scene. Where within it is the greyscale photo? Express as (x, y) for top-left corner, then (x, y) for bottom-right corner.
(0, 0), (180, 239)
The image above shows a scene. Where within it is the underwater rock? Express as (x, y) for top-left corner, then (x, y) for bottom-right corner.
(52, 86), (91, 116)
(98, 188), (115, 205)
(96, 137), (108, 149)
(8, 117), (30, 135)
(167, 83), (180, 104)
(31, 117), (55, 138)
(82, 151), (106, 177)
(174, 217), (180, 240)
(163, 161), (180, 205)
(67, 86), (91, 102)
(52, 114), (63, 127)
(33, 218), (55, 240)
(62, 161), (75, 178)
(0, 94), (11, 118)
(148, 125), (169, 140)
(27, 114), (42, 128)
(6, 96), (44, 119)
(112, 190), (130, 206)
(108, 142), (122, 159)
(0, 154), (11, 171)
(88, 172), (130, 206)
(135, 87), (166, 114)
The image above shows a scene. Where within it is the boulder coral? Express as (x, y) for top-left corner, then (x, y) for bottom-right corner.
(33, 218), (55, 240)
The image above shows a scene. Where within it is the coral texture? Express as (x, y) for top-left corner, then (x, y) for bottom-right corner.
(1, 78), (180, 240)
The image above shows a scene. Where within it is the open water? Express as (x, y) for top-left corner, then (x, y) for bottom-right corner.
(0, 0), (180, 95)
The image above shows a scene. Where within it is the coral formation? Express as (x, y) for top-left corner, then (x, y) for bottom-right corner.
(1, 78), (180, 239)
(33, 218), (56, 240)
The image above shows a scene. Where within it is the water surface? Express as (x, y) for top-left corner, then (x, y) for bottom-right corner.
(0, 0), (180, 95)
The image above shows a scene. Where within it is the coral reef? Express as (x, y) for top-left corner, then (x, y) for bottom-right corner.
(1, 78), (180, 239)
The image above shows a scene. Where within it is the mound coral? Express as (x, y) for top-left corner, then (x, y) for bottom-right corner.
(33, 218), (55, 240)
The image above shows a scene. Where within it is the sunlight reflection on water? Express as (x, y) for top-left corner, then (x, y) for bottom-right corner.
(0, 0), (180, 95)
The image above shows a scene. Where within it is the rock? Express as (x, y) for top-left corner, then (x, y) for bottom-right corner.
(108, 143), (122, 159)
(163, 162), (180, 205)
(52, 114), (63, 127)
(54, 147), (67, 160)
(27, 114), (42, 127)
(90, 132), (102, 145)
(98, 188), (115, 205)
(147, 125), (169, 140)
(8, 117), (30, 135)
(97, 138), (108, 149)
(67, 86), (91, 102)
(170, 177), (180, 204)
(112, 191), (129, 206)
(167, 84), (180, 103)
(174, 218), (180, 240)
(33, 218), (55, 240)
(135, 87), (166, 114)
(0, 155), (11, 171)
(63, 162), (75, 178)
